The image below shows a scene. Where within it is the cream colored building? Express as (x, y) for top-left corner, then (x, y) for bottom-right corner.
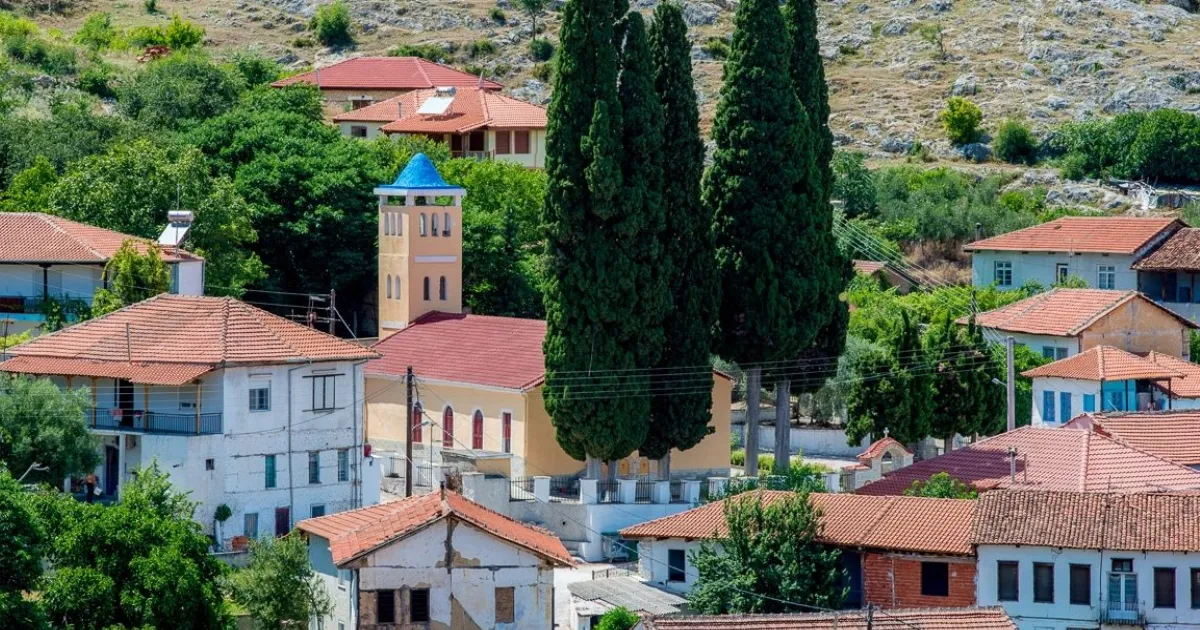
(364, 155), (731, 481)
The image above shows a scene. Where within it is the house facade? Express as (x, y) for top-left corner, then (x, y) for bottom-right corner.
(298, 488), (572, 630)
(973, 490), (1200, 630)
(0, 294), (381, 545)
(635, 608), (1017, 630)
(364, 155), (732, 481)
(0, 212), (204, 335)
(965, 217), (1182, 292)
(1133, 227), (1200, 323)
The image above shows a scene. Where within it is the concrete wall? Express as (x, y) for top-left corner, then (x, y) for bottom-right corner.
(993, 332), (1082, 359)
(1030, 377), (1101, 426)
(862, 553), (976, 610)
(740, 423), (869, 458)
(488, 129), (546, 168)
(1081, 296), (1191, 359)
(978, 544), (1200, 630)
(971, 251), (1139, 291)
(339, 121), (387, 139)
(174, 260), (205, 296)
(310, 535), (356, 630)
(637, 538), (704, 594)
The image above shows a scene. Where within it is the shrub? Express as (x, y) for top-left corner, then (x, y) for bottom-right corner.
(310, 0), (354, 48)
(163, 14), (205, 49)
(731, 449), (745, 466)
(489, 7), (507, 24)
(74, 12), (117, 50)
(292, 37), (315, 48)
(529, 37), (554, 61)
(596, 607), (640, 630)
(232, 52), (281, 87)
(126, 24), (166, 48)
(1058, 152), (1089, 181)
(531, 62), (552, 82)
(470, 38), (497, 58)
(832, 151), (877, 218)
(0, 12), (39, 39)
(994, 119), (1038, 165)
(143, 0), (158, 13)
(701, 36), (730, 59)
(388, 42), (446, 61)
(77, 62), (117, 98)
(938, 96), (982, 145)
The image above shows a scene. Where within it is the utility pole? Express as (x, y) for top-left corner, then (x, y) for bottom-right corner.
(328, 289), (337, 336)
(1006, 335), (1016, 432)
(405, 365), (414, 497)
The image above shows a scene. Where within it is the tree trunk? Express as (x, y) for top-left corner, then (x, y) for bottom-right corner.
(604, 460), (617, 483)
(774, 378), (791, 476)
(744, 366), (762, 477)
(585, 456), (602, 479)
(658, 452), (671, 481)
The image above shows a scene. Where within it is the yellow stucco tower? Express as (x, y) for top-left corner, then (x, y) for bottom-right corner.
(374, 153), (466, 338)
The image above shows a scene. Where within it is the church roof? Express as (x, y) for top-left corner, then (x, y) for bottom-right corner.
(376, 153), (463, 193)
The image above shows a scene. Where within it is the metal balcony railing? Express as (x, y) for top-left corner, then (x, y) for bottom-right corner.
(1099, 599), (1145, 625)
(0, 295), (91, 315)
(90, 408), (222, 435)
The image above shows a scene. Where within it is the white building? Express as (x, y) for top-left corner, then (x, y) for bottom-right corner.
(965, 216), (1182, 292)
(297, 488), (573, 630)
(974, 490), (1200, 630)
(0, 212), (204, 335)
(0, 294), (381, 545)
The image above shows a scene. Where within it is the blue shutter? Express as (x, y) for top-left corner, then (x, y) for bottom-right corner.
(1060, 392), (1072, 422)
(1043, 391), (1056, 423)
(1083, 394), (1096, 413)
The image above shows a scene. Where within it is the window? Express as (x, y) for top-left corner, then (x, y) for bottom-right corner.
(384, 213), (391, 236)
(514, 130), (531, 154)
(495, 130), (511, 155)
(921, 561), (950, 597)
(338, 569), (349, 589)
(1056, 263), (1069, 283)
(1042, 391), (1055, 423)
(994, 261), (1013, 286)
(998, 561), (1019, 601)
(412, 403), (423, 442)
(337, 448), (349, 482)
(1034, 562), (1055, 603)
(472, 410), (484, 450)
(1113, 558), (1133, 573)
(265, 455), (277, 489)
(350, 98), (373, 109)
(244, 512), (258, 539)
(439, 276), (447, 301)
(312, 375), (336, 411)
(250, 385), (270, 412)
(386, 274), (393, 299)
(1156, 567), (1177, 608)
(1070, 564), (1091, 606)
(502, 412), (512, 454)
(668, 549), (687, 582)
(443, 212), (451, 236)
(376, 590), (395, 624)
(275, 507), (290, 537)
(442, 407), (454, 448)
(1098, 265), (1116, 290)
(1060, 392), (1072, 423)
(410, 588), (430, 622)
(308, 451), (321, 485)
(1083, 394), (1096, 413)
(431, 212), (439, 237)
(310, 504), (325, 518)
(350, 125), (367, 138)
(495, 586), (515, 623)
(1191, 568), (1200, 609)
(205, 458), (215, 471)
(419, 213), (429, 236)
(423, 277), (431, 301)
(392, 276), (401, 300)
(1042, 346), (1057, 360)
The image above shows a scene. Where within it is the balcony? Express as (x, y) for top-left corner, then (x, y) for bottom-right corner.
(0, 296), (91, 319)
(89, 408), (222, 436)
(1099, 600), (1145, 626)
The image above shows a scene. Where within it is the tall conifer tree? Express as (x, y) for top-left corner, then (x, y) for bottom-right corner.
(706, 0), (814, 477)
(641, 3), (717, 476)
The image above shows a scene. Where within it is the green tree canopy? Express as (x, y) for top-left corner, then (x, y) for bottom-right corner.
(924, 313), (1005, 441)
(0, 469), (46, 629)
(228, 535), (332, 629)
(89, 240), (172, 316)
(689, 492), (844, 614)
(117, 53), (244, 130)
(903, 471), (978, 499)
(595, 606), (640, 630)
(0, 375), (98, 485)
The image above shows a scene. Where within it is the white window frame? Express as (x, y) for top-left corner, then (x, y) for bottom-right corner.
(994, 261), (1013, 287)
(1098, 265), (1116, 290)
(337, 448), (349, 483)
(249, 383), (271, 412)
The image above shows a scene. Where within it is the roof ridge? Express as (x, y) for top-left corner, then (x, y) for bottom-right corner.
(10, 293), (169, 358)
(230, 299), (365, 363)
(1096, 345), (1107, 379)
(219, 297), (231, 363)
(1069, 290), (1138, 335)
(1078, 429), (1090, 491)
(413, 56), (432, 86)
(41, 213), (108, 260)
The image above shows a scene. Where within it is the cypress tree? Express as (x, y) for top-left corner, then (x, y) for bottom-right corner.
(641, 3), (717, 476)
(786, 0), (834, 204)
(706, 0), (813, 477)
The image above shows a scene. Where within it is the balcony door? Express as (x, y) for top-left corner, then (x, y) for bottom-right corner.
(1107, 561), (1138, 620)
(114, 379), (134, 427)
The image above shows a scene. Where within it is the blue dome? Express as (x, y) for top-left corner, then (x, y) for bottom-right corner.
(380, 153), (461, 191)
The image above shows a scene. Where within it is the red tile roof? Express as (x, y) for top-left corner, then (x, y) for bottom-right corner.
(964, 289), (1194, 337)
(1145, 352), (1200, 397)
(1021, 345), (1184, 381)
(852, 260), (887, 276)
(297, 489), (572, 567)
(0, 212), (200, 263)
(337, 88), (544, 133)
(858, 436), (911, 462)
(639, 607), (1017, 629)
(972, 490), (1200, 552)
(964, 216), (1181, 254)
(1070, 410), (1200, 466)
(0, 295), (378, 385)
(856, 426), (1200, 495)
(1132, 227), (1200, 271)
(620, 492), (975, 556)
(273, 57), (502, 91)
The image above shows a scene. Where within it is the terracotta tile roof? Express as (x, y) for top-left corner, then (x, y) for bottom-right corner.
(349, 88), (545, 133)
(963, 216), (1181, 254)
(0, 295), (378, 385)
(858, 436), (911, 462)
(1072, 410), (1200, 466)
(639, 607), (1017, 630)
(1132, 227), (1200, 271)
(0, 212), (200, 263)
(852, 260), (887, 276)
(619, 492), (975, 556)
(1021, 345), (1184, 381)
(273, 57), (502, 91)
(1146, 351), (1200, 398)
(297, 489), (572, 567)
(856, 426), (1200, 495)
(964, 288), (1195, 337)
(972, 490), (1200, 551)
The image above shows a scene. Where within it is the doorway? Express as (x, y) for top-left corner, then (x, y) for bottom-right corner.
(274, 507), (290, 537)
(104, 445), (119, 495)
(115, 379), (134, 427)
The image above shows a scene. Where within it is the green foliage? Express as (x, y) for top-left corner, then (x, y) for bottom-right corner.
(700, 37), (730, 59)
(3, 28), (77, 76)
(938, 96), (982, 145)
(231, 52), (281, 87)
(228, 535), (331, 629)
(518, 0), (549, 36)
(73, 13), (117, 51)
(311, 0), (355, 48)
(595, 606), (640, 630)
(919, 23), (946, 60)
(35, 464), (231, 629)
(117, 53), (245, 129)
(1191, 331), (1200, 365)
(529, 37), (554, 61)
(994, 119), (1037, 165)
(1053, 109), (1200, 183)
(903, 471), (977, 498)
(125, 14), (205, 50)
(532, 62), (552, 82)
(0, 375), (99, 485)
(76, 60), (117, 98)
(842, 311), (933, 445)
(470, 38), (498, 58)
(871, 166), (1040, 242)
(0, 469), (44, 594)
(924, 313), (1006, 439)
(388, 42), (447, 61)
(832, 151), (877, 218)
(90, 240), (171, 316)
(0, 154), (57, 211)
(689, 492), (845, 614)
(144, 0), (158, 13)
(490, 7), (507, 23)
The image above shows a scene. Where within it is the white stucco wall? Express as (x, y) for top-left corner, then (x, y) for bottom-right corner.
(992, 332), (1082, 359)
(173, 260), (204, 296)
(971, 251), (1139, 291)
(637, 538), (706, 595)
(338, 121), (386, 139)
(1030, 377), (1101, 426)
(309, 535), (356, 630)
(977, 544), (1200, 630)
